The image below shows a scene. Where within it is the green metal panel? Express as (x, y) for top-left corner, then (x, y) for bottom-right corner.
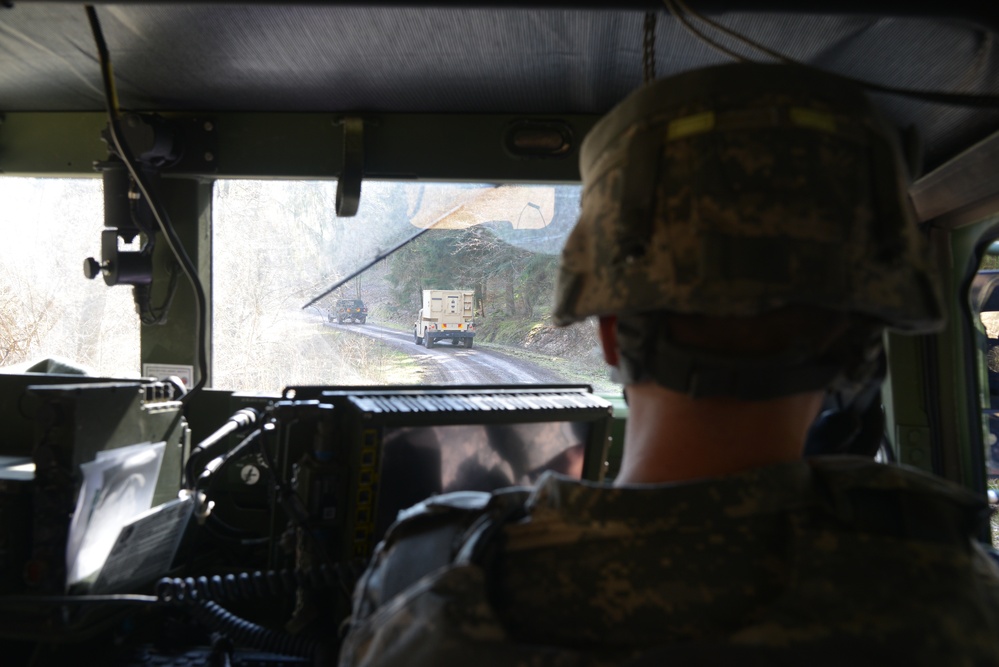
(1, 111), (596, 183)
(139, 178), (213, 388)
(883, 332), (935, 474)
(0, 113), (107, 177)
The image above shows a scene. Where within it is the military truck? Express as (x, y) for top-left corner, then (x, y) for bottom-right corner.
(414, 290), (475, 349)
(331, 298), (367, 324)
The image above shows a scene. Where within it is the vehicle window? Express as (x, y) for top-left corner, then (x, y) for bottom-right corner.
(212, 180), (617, 394)
(970, 245), (999, 544)
(0, 177), (140, 377)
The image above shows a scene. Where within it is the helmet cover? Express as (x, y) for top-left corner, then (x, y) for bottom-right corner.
(553, 63), (944, 334)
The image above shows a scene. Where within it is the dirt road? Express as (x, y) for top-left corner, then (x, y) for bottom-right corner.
(326, 321), (570, 385)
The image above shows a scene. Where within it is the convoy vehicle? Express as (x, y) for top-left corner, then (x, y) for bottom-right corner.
(414, 289), (476, 348)
(332, 298), (368, 324)
(1, 1), (999, 665)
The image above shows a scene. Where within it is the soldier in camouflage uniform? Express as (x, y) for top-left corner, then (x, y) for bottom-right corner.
(339, 63), (999, 666)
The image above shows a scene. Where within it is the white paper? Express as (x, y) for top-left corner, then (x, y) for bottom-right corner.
(91, 491), (195, 593)
(66, 441), (166, 586)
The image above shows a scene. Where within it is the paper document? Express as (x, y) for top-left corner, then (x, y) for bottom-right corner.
(91, 491), (194, 593)
(66, 441), (166, 586)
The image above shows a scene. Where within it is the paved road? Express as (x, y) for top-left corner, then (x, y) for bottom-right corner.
(326, 321), (568, 385)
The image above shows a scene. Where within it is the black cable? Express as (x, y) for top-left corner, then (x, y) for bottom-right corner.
(667, 0), (791, 63)
(186, 408), (261, 488)
(134, 261), (180, 325)
(156, 568), (340, 605)
(85, 5), (209, 402)
(191, 426), (264, 491)
(258, 420), (338, 571)
(187, 412), (339, 566)
(665, 0), (750, 61)
(85, 6), (119, 114)
(664, 0), (999, 108)
(257, 423), (315, 536)
(189, 600), (320, 658)
(156, 560), (362, 611)
(128, 175), (158, 237)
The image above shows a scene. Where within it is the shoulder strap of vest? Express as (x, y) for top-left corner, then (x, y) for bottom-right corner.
(807, 463), (988, 545)
(349, 487), (530, 623)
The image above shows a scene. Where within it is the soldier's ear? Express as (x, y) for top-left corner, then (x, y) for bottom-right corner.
(597, 315), (619, 367)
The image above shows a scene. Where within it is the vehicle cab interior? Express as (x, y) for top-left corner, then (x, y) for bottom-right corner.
(1, 1), (999, 665)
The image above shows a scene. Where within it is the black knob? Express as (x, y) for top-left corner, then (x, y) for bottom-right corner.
(83, 257), (102, 280)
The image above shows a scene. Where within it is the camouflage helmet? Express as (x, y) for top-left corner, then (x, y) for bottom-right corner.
(552, 63), (944, 333)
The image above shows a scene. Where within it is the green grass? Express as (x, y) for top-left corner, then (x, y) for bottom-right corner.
(476, 316), (542, 345)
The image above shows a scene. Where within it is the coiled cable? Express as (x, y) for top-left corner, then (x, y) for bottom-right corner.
(188, 599), (319, 658)
(156, 566), (339, 605)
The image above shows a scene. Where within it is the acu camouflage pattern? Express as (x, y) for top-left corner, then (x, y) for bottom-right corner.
(340, 458), (999, 666)
(553, 63), (944, 333)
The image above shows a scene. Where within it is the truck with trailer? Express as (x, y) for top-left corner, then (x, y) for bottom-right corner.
(414, 289), (476, 349)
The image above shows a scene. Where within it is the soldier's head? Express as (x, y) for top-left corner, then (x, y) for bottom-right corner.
(553, 63), (944, 401)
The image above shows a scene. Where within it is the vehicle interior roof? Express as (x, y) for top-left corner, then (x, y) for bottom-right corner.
(3, 3), (998, 173)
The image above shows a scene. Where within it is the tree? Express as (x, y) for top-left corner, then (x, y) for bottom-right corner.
(0, 177), (139, 374)
(386, 224), (557, 321)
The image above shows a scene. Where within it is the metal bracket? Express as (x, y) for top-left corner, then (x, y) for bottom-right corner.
(172, 116), (219, 174)
(102, 113), (218, 175)
(335, 116), (364, 217)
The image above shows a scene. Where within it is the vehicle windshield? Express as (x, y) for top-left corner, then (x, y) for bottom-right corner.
(1, 177), (614, 395)
(212, 180), (614, 393)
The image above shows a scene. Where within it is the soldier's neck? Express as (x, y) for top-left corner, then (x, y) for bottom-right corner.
(613, 382), (823, 486)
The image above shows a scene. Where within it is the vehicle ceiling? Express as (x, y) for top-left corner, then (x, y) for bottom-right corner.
(2, 2), (998, 176)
